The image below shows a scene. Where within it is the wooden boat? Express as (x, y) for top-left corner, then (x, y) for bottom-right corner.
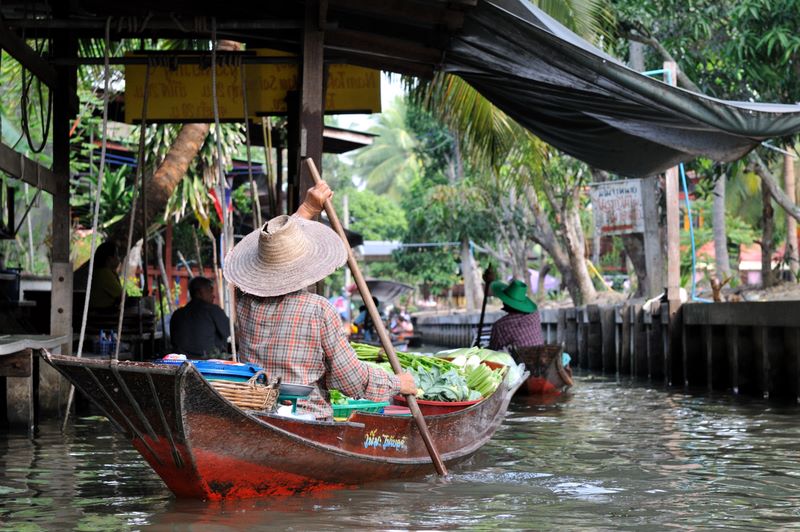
(43, 352), (526, 500)
(511, 344), (573, 395)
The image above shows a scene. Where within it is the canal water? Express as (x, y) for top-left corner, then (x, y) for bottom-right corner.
(2, 376), (800, 530)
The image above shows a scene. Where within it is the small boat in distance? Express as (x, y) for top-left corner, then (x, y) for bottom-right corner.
(43, 352), (526, 500)
(512, 344), (573, 395)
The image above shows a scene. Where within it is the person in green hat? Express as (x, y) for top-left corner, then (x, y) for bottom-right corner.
(488, 278), (544, 351)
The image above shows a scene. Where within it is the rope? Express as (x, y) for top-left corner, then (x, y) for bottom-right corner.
(63, 17), (113, 432)
(114, 63), (151, 360)
(239, 62), (262, 229)
(211, 19), (237, 360)
(76, 18), (113, 360)
(19, 37), (52, 154)
(12, 154), (42, 236)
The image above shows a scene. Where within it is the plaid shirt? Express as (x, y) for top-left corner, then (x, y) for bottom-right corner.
(488, 311), (544, 351)
(236, 290), (400, 419)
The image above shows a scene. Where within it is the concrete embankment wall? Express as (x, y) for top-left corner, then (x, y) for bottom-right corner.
(416, 301), (800, 401)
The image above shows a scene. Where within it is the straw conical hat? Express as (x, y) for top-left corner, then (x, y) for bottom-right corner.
(224, 215), (346, 297)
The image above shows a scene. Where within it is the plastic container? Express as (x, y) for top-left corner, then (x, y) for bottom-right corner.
(332, 399), (389, 419)
(93, 329), (117, 356)
(155, 356), (263, 382)
(392, 395), (482, 416)
(382, 405), (412, 416)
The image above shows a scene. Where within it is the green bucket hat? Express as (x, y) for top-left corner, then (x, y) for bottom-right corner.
(490, 279), (537, 314)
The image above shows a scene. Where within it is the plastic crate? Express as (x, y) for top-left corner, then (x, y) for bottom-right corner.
(332, 399), (389, 419)
(155, 356), (263, 382)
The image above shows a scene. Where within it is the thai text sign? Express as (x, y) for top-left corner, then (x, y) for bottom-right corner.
(590, 179), (644, 235)
(124, 50), (381, 123)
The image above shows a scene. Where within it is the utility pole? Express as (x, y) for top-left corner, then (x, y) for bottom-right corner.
(664, 61), (682, 315)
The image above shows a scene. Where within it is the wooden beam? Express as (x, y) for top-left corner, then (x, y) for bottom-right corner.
(0, 18), (58, 88)
(0, 18), (79, 113)
(0, 142), (59, 194)
(7, 17), (303, 32)
(0, 350), (32, 378)
(326, 52), (435, 78)
(327, 28), (443, 63)
(329, 0), (465, 29)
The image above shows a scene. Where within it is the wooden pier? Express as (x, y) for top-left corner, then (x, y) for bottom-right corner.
(415, 301), (800, 402)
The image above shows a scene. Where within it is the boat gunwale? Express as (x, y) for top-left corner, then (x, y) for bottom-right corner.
(181, 364), (526, 466)
(44, 352), (527, 468)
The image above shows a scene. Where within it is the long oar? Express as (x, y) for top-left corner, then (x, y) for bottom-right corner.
(305, 158), (448, 477)
(474, 264), (493, 347)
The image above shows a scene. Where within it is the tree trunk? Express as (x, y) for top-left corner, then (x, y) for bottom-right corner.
(536, 262), (551, 303)
(750, 152), (800, 223)
(712, 174), (732, 281)
(761, 182), (776, 288)
(109, 40), (241, 243)
(564, 203), (597, 305)
(621, 234), (647, 297)
(784, 153), (799, 278)
(460, 236), (483, 312)
(523, 185), (582, 304)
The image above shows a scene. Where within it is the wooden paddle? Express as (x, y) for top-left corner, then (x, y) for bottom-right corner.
(305, 158), (448, 477)
(474, 264), (494, 347)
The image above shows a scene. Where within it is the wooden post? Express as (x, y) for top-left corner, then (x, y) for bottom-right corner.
(664, 61), (681, 315)
(286, 91), (299, 214)
(704, 325), (713, 391)
(642, 176), (664, 297)
(784, 153), (798, 276)
(600, 307), (617, 374)
(726, 325), (739, 394)
(661, 302), (671, 386)
(298, 0), (325, 206)
(50, 27), (76, 357)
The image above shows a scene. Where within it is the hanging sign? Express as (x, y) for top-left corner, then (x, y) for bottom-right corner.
(124, 49), (381, 123)
(590, 179), (645, 235)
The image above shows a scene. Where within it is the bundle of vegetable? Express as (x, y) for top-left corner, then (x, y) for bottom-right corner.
(436, 346), (525, 388)
(351, 342), (458, 374)
(408, 366), (482, 402)
(329, 389), (349, 405)
(350, 342), (504, 401)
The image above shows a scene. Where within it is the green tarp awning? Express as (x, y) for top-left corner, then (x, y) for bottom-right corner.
(444, 0), (800, 177)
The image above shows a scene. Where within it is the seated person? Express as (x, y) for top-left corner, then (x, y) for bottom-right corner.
(170, 277), (230, 358)
(391, 314), (414, 341)
(224, 180), (416, 420)
(488, 279), (544, 352)
(88, 241), (122, 310)
(353, 296), (380, 342)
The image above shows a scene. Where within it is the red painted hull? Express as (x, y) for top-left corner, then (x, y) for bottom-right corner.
(513, 345), (573, 396)
(44, 353), (526, 499)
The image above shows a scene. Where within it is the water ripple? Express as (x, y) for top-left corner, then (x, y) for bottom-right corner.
(1, 378), (800, 530)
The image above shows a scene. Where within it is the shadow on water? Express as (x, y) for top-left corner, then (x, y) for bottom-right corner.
(2, 376), (800, 530)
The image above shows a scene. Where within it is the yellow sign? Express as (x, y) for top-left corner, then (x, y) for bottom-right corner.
(124, 50), (381, 123)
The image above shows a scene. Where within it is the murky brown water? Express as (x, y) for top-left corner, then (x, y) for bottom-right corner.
(2, 376), (800, 530)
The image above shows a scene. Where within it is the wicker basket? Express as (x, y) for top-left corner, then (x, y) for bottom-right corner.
(209, 370), (280, 411)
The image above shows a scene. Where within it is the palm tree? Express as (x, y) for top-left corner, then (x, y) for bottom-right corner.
(352, 98), (420, 199)
(412, 0), (613, 305)
(109, 40), (242, 243)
